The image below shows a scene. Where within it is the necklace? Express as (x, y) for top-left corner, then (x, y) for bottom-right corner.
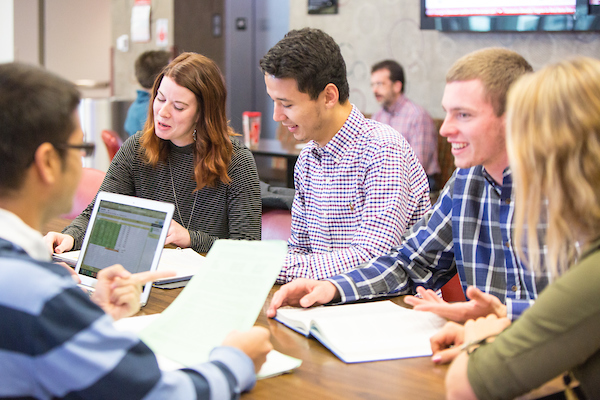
(168, 157), (198, 230)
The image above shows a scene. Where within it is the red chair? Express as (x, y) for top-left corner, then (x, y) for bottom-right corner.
(261, 208), (292, 241)
(101, 129), (123, 160)
(440, 274), (466, 302)
(61, 168), (105, 219)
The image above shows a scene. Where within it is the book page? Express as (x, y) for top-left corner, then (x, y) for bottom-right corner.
(139, 240), (287, 366)
(273, 307), (322, 335)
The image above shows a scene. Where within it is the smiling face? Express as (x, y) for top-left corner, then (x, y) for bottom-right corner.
(153, 76), (199, 147)
(371, 69), (401, 108)
(440, 79), (508, 183)
(265, 74), (331, 145)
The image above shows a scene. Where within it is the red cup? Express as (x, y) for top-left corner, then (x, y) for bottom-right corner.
(242, 111), (261, 147)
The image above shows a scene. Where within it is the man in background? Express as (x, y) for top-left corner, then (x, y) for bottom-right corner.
(260, 28), (430, 283)
(0, 62), (270, 399)
(371, 60), (441, 191)
(124, 50), (171, 136)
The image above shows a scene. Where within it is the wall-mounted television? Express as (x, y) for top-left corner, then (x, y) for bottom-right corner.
(421, 0), (600, 31)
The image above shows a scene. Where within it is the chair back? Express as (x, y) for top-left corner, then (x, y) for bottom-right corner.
(101, 129), (123, 160)
(261, 208), (292, 241)
(61, 168), (105, 219)
(440, 274), (466, 302)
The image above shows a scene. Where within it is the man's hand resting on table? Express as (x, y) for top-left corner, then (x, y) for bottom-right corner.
(267, 278), (338, 318)
(404, 285), (507, 323)
(91, 265), (175, 321)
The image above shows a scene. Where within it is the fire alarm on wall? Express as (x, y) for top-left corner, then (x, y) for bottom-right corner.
(236, 17), (247, 31)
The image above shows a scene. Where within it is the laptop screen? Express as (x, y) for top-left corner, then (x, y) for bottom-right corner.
(79, 199), (168, 278)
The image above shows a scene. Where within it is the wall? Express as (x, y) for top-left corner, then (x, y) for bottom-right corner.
(13, 0), (39, 65)
(112, 0), (173, 100)
(225, 0), (289, 138)
(289, 0), (600, 119)
(112, 0), (226, 101)
(45, 0), (111, 98)
(0, 0), (14, 63)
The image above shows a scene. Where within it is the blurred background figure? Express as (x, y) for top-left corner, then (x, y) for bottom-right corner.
(371, 60), (441, 191)
(124, 50), (171, 137)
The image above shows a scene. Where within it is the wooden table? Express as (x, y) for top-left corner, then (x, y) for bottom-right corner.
(249, 139), (303, 188)
(139, 286), (448, 400)
(44, 217), (562, 399)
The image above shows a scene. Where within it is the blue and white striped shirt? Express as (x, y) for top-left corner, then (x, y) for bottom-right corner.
(280, 105), (431, 283)
(0, 209), (255, 400)
(328, 166), (551, 320)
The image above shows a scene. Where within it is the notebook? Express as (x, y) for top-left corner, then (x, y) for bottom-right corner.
(74, 191), (174, 306)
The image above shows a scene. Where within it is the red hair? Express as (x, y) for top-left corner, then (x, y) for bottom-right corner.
(140, 52), (235, 189)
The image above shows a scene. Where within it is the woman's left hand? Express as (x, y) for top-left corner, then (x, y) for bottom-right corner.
(166, 219), (192, 248)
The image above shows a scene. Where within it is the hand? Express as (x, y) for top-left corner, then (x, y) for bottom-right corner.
(463, 314), (511, 345)
(404, 286), (507, 323)
(267, 278), (337, 318)
(430, 321), (465, 365)
(222, 326), (272, 372)
(91, 265), (176, 320)
(43, 231), (74, 254)
(165, 220), (191, 248)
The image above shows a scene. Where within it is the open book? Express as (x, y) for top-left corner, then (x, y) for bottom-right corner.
(274, 301), (446, 363)
(52, 247), (205, 284)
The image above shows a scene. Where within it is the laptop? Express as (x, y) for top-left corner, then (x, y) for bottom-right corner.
(74, 191), (174, 306)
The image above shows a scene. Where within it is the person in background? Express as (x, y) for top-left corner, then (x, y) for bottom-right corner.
(45, 52), (262, 255)
(439, 56), (600, 400)
(260, 28), (431, 283)
(0, 62), (271, 399)
(267, 48), (551, 325)
(124, 50), (171, 136)
(371, 60), (441, 191)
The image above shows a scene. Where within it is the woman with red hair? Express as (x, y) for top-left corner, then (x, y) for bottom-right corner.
(46, 53), (261, 254)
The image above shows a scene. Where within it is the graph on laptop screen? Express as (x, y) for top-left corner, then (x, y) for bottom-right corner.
(79, 200), (167, 277)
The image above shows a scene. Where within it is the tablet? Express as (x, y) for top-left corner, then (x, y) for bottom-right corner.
(74, 191), (174, 306)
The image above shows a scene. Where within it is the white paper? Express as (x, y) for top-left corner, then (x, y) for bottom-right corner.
(131, 4), (151, 43)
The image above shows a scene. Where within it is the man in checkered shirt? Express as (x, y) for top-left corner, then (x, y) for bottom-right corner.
(267, 48), (552, 325)
(371, 60), (441, 191)
(261, 28), (431, 284)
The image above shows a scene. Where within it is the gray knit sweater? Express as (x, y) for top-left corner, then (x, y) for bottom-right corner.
(63, 132), (261, 253)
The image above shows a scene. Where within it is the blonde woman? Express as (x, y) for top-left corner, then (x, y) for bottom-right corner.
(436, 57), (600, 399)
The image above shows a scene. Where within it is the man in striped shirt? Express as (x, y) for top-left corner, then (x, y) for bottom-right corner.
(261, 28), (431, 283)
(0, 62), (271, 399)
(267, 48), (552, 326)
(371, 60), (441, 191)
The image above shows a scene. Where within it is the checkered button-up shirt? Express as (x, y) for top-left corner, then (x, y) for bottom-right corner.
(372, 95), (440, 176)
(328, 166), (551, 320)
(279, 105), (431, 283)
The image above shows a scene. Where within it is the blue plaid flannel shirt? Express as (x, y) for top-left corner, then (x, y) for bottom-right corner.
(328, 166), (551, 320)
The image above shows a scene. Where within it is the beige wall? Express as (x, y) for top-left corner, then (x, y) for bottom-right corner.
(289, 0), (600, 119)
(13, 0), (39, 65)
(111, 0), (173, 100)
(45, 0), (111, 98)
